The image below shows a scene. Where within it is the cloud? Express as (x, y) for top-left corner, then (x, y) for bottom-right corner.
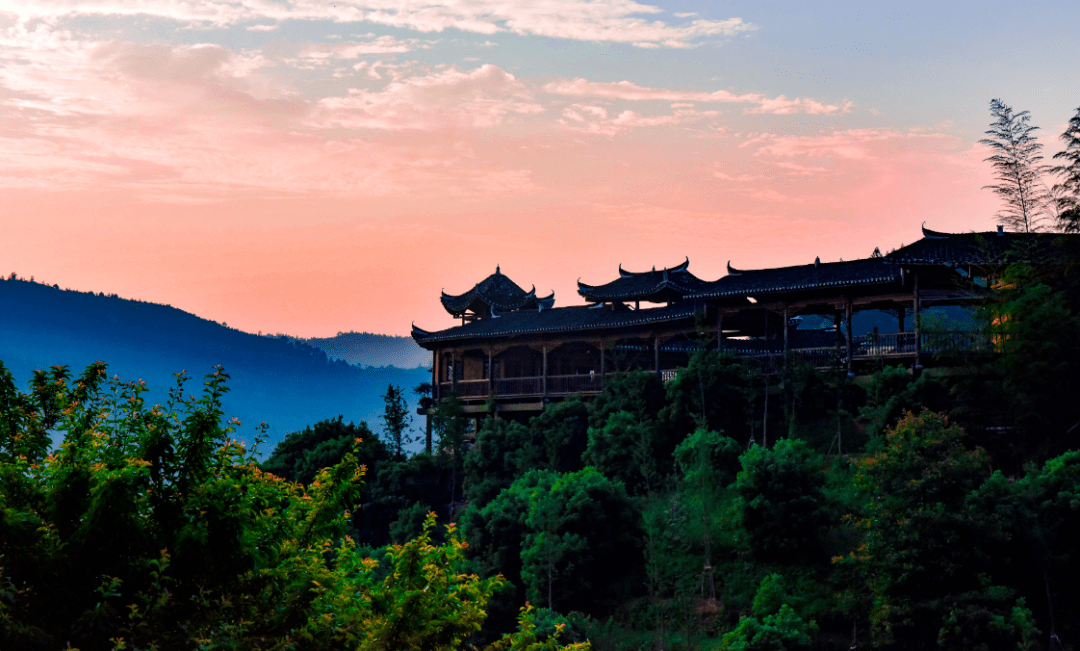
(544, 78), (852, 115)
(246, 24), (278, 31)
(7, 1), (756, 48)
(312, 64), (544, 130)
(0, 28), (539, 199)
(559, 103), (719, 136)
(297, 35), (418, 61)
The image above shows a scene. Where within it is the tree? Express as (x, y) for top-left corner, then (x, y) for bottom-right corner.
(844, 411), (1038, 650)
(381, 384), (414, 457)
(261, 415), (386, 484)
(521, 467), (642, 616)
(0, 360), (587, 651)
(529, 398), (590, 474)
(980, 98), (1055, 233)
(433, 394), (470, 518)
(663, 350), (753, 442)
(582, 410), (664, 495)
(735, 439), (832, 565)
(1052, 105), (1080, 232)
(464, 417), (544, 508)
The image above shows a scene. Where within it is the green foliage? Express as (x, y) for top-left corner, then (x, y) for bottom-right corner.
(720, 604), (817, 651)
(588, 371), (666, 431)
(663, 351), (752, 440)
(846, 411), (1038, 650)
(381, 383), (414, 456)
(583, 410), (665, 495)
(530, 398), (590, 474)
(261, 414), (386, 484)
(521, 467), (642, 616)
(675, 428), (742, 493)
(859, 365), (949, 442)
(736, 440), (831, 565)
(465, 470), (557, 589)
(0, 360), (586, 651)
(465, 417), (544, 507)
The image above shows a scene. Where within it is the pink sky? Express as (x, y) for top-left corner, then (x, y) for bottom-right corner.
(1, 2), (1076, 336)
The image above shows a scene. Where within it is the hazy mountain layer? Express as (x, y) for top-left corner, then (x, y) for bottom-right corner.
(300, 331), (429, 369)
(0, 278), (428, 452)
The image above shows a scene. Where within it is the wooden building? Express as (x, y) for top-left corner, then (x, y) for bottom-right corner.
(412, 225), (1070, 419)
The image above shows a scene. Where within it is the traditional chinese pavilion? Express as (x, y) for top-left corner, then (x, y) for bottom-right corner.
(412, 225), (1070, 423)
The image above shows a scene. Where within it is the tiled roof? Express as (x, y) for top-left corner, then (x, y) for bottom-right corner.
(413, 302), (700, 346)
(440, 266), (554, 316)
(688, 258), (903, 300)
(886, 225), (1071, 266)
(578, 258), (712, 303)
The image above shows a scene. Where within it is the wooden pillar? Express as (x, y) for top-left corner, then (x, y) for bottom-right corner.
(717, 309), (724, 352)
(451, 351), (458, 393)
(913, 269), (922, 369)
(487, 348), (494, 396)
(654, 334), (660, 375)
(783, 304), (790, 360)
(432, 350), (439, 400)
(542, 345), (548, 399)
(897, 309), (906, 333)
(600, 339), (606, 379)
(845, 298), (854, 376)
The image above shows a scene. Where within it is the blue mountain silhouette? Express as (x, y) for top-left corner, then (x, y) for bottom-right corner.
(0, 277), (428, 454)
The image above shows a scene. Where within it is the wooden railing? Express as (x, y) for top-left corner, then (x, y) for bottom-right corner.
(432, 331), (993, 401)
(437, 373), (608, 400)
(738, 331), (991, 373)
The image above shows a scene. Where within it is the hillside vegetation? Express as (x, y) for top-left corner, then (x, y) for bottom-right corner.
(0, 276), (427, 448)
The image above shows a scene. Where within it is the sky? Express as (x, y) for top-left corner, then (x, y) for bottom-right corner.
(2, 1), (1079, 338)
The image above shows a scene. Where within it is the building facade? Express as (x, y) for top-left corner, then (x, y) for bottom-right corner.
(412, 226), (1066, 420)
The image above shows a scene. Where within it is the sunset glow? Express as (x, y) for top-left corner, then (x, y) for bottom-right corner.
(2, 1), (1078, 336)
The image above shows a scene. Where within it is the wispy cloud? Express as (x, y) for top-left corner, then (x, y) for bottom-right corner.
(312, 64), (543, 130)
(6, 1), (756, 48)
(544, 78), (852, 115)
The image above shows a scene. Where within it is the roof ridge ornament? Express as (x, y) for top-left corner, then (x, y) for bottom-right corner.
(815, 256), (820, 267)
(921, 222), (950, 239)
(727, 261), (742, 276)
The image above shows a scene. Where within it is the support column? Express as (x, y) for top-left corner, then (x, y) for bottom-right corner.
(451, 351), (458, 393)
(783, 304), (790, 360)
(913, 270), (922, 369)
(897, 309), (906, 333)
(427, 349), (437, 455)
(432, 350), (438, 401)
(542, 345), (548, 399)
(487, 348), (494, 397)
(654, 334), (660, 375)
(600, 339), (606, 379)
(845, 298), (854, 376)
(717, 310), (724, 352)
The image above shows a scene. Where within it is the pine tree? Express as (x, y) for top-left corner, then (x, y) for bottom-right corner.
(1052, 105), (1080, 232)
(980, 98), (1054, 232)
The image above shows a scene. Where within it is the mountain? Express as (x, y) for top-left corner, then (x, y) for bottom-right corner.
(300, 331), (429, 369)
(0, 277), (429, 452)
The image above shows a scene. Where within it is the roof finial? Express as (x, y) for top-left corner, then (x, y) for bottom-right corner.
(496, 264), (501, 274)
(815, 256), (820, 267)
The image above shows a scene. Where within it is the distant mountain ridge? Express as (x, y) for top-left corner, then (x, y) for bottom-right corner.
(0, 277), (428, 452)
(299, 332), (429, 369)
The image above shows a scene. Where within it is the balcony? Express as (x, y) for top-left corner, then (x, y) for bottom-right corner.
(437, 373), (608, 401)
(431, 331), (992, 404)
